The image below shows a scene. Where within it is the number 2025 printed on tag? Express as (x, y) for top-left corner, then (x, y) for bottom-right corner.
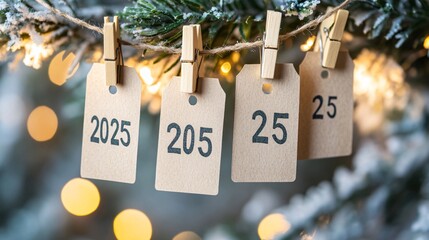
(232, 64), (300, 182)
(156, 77), (226, 195)
(81, 63), (142, 183)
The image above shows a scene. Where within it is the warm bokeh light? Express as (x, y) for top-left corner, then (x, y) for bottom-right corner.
(61, 178), (100, 216)
(424, 35), (429, 49)
(139, 66), (156, 85)
(148, 95), (161, 115)
(88, 48), (103, 62)
(114, 209), (152, 240)
(49, 51), (79, 86)
(342, 32), (354, 42)
(301, 232), (315, 240)
(300, 36), (316, 52)
(23, 43), (54, 69)
(353, 49), (409, 134)
(126, 56), (179, 114)
(221, 61), (232, 74)
(231, 52), (241, 63)
(173, 231), (201, 240)
(27, 105), (58, 142)
(258, 213), (290, 240)
(147, 82), (161, 94)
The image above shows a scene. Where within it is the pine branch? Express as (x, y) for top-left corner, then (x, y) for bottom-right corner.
(345, 0), (429, 49)
(120, 0), (320, 52)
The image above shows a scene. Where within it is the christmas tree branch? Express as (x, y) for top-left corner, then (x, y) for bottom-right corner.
(33, 0), (352, 55)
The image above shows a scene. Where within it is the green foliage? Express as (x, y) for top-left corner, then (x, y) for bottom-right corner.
(120, 0), (320, 48)
(346, 0), (429, 49)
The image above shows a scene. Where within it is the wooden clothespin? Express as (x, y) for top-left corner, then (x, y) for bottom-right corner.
(103, 16), (121, 86)
(261, 10), (282, 79)
(181, 24), (203, 93)
(314, 9), (349, 68)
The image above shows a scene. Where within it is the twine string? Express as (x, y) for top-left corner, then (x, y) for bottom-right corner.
(34, 0), (352, 55)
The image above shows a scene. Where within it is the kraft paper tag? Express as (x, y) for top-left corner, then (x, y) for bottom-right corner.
(81, 63), (142, 183)
(156, 77), (226, 195)
(298, 51), (354, 160)
(232, 64), (300, 182)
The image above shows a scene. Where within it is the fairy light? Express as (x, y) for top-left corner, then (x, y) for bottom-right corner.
(221, 61), (232, 74)
(23, 43), (54, 69)
(342, 32), (354, 42)
(147, 82), (161, 94)
(139, 66), (156, 85)
(173, 231), (201, 240)
(353, 49), (407, 106)
(27, 105), (58, 142)
(258, 213), (290, 239)
(113, 209), (152, 240)
(49, 51), (78, 86)
(231, 52), (241, 63)
(61, 178), (100, 216)
(148, 95), (161, 114)
(88, 48), (103, 62)
(301, 232), (316, 240)
(424, 35), (429, 49)
(353, 49), (409, 134)
(300, 36), (316, 52)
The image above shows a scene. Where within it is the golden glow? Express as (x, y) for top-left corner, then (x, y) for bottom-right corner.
(148, 96), (161, 114)
(49, 51), (79, 86)
(88, 48), (103, 63)
(221, 61), (232, 74)
(301, 232), (315, 240)
(353, 49), (407, 106)
(231, 52), (241, 63)
(342, 32), (354, 42)
(424, 35), (429, 49)
(61, 178), (100, 216)
(139, 66), (156, 85)
(258, 213), (290, 240)
(353, 49), (409, 134)
(114, 209), (152, 240)
(23, 43), (54, 69)
(147, 82), (161, 94)
(27, 106), (58, 142)
(173, 231), (201, 240)
(300, 36), (316, 52)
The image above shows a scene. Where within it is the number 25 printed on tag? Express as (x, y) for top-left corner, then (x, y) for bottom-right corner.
(298, 51), (354, 160)
(81, 63), (141, 183)
(156, 77), (226, 195)
(232, 64), (300, 182)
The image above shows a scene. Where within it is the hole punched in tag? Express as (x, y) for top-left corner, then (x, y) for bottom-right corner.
(321, 70), (329, 79)
(109, 85), (117, 94)
(188, 95), (197, 105)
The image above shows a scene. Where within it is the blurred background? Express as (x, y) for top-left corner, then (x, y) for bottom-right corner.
(1, 0), (429, 240)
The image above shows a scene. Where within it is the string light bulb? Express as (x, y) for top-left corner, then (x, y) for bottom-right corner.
(221, 61), (232, 74)
(231, 52), (241, 63)
(27, 105), (58, 142)
(173, 231), (201, 240)
(61, 178), (100, 216)
(114, 209), (152, 240)
(353, 49), (409, 134)
(23, 43), (53, 69)
(139, 66), (156, 85)
(424, 35), (429, 49)
(300, 36), (316, 52)
(258, 213), (290, 239)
